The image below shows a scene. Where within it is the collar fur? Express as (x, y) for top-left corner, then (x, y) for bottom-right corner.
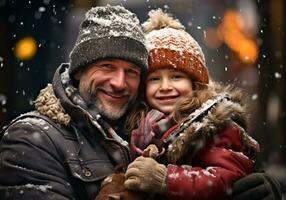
(35, 84), (71, 126)
(165, 81), (260, 164)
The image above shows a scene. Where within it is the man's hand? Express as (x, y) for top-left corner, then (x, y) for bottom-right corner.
(233, 173), (282, 200)
(124, 156), (167, 194)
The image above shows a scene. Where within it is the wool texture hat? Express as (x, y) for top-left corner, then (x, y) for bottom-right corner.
(69, 5), (148, 77)
(143, 9), (209, 84)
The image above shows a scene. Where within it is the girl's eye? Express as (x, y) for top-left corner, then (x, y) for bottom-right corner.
(147, 76), (160, 82)
(172, 75), (183, 80)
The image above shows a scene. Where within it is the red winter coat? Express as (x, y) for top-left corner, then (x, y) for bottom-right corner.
(166, 122), (255, 200)
(131, 82), (260, 200)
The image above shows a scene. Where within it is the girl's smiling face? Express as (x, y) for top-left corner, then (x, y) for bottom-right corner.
(146, 68), (193, 114)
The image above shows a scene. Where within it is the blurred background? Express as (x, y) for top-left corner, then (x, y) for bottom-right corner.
(0, 0), (285, 197)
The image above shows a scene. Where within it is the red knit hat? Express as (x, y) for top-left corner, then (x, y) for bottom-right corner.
(143, 9), (209, 84)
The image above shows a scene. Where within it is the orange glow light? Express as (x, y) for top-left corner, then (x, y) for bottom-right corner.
(238, 39), (258, 64)
(218, 9), (258, 64)
(222, 10), (245, 31)
(15, 37), (37, 60)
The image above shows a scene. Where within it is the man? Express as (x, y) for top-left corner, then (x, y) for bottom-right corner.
(0, 4), (281, 200)
(0, 5), (148, 199)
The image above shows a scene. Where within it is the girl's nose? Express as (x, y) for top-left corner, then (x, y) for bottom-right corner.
(159, 78), (172, 91)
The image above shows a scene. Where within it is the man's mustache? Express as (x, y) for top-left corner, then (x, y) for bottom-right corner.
(89, 86), (131, 99)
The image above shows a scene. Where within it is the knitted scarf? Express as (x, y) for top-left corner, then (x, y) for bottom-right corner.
(130, 109), (176, 158)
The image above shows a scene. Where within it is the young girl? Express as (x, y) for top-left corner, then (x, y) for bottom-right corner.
(124, 9), (260, 200)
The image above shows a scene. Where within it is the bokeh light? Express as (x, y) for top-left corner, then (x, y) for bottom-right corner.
(220, 10), (258, 64)
(204, 9), (258, 64)
(15, 37), (37, 60)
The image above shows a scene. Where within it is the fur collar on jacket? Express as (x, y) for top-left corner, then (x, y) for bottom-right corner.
(165, 81), (260, 164)
(35, 84), (71, 126)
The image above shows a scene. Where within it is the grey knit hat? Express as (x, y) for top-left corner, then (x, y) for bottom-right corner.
(69, 5), (148, 77)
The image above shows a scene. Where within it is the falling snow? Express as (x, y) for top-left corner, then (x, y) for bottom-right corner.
(257, 64), (261, 68)
(274, 72), (282, 79)
(252, 94), (258, 100)
(169, 172), (180, 179)
(0, 57), (3, 68)
(1, 1), (286, 198)
(39, 7), (46, 12)
(25, 184), (52, 192)
(0, 94), (7, 105)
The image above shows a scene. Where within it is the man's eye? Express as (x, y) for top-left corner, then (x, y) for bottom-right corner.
(126, 69), (140, 77)
(98, 64), (115, 71)
(101, 64), (113, 69)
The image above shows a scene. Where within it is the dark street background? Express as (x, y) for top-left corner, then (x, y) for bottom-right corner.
(0, 0), (285, 197)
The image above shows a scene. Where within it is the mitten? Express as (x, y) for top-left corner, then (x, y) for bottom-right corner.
(124, 156), (167, 194)
(233, 173), (282, 200)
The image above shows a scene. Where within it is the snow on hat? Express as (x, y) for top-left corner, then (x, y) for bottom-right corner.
(143, 9), (209, 84)
(69, 5), (148, 77)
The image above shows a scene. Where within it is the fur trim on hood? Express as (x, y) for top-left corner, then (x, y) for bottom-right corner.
(166, 81), (260, 164)
(35, 84), (71, 126)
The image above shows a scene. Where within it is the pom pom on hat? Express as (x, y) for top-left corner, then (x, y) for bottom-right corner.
(143, 9), (185, 33)
(143, 9), (209, 84)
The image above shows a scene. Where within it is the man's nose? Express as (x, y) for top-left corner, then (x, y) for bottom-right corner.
(110, 70), (127, 91)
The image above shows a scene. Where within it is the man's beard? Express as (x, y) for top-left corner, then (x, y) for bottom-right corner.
(94, 97), (129, 120)
(82, 86), (136, 121)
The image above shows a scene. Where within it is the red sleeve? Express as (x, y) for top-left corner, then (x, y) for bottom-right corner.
(166, 123), (254, 200)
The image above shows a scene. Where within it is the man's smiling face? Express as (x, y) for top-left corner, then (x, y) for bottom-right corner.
(76, 59), (141, 120)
